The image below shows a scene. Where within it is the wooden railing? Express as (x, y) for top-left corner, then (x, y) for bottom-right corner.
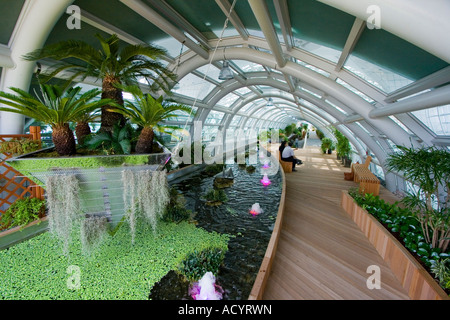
(0, 126), (44, 215)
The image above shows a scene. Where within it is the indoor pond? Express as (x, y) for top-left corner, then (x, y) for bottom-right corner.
(150, 151), (283, 300)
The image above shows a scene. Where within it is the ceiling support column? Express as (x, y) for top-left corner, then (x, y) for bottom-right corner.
(0, 0), (74, 134)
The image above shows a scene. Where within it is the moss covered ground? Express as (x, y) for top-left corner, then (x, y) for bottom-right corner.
(0, 220), (229, 300)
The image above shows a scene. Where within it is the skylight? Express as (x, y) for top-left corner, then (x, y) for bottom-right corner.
(411, 105), (450, 136)
(344, 54), (413, 94)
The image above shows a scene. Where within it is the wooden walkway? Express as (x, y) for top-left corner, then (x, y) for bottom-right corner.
(262, 144), (410, 300)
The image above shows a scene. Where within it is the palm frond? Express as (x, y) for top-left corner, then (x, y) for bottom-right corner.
(119, 43), (167, 63)
(23, 40), (103, 67)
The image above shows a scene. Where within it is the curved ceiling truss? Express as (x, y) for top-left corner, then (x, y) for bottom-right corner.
(1, 0), (450, 194)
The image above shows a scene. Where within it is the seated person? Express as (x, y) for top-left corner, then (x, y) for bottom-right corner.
(281, 141), (302, 171)
(278, 140), (287, 155)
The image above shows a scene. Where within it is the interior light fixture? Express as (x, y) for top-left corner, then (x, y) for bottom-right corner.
(266, 98), (274, 107)
(218, 61), (234, 80)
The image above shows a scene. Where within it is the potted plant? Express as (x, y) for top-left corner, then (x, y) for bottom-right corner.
(333, 128), (352, 166)
(24, 33), (176, 132)
(321, 137), (332, 154)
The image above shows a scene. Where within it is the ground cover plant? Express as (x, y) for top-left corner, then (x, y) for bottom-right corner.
(0, 220), (229, 299)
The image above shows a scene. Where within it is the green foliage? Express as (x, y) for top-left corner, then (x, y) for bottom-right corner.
(0, 198), (45, 230)
(0, 138), (40, 155)
(203, 189), (228, 206)
(0, 220), (229, 299)
(386, 145), (450, 252)
(161, 188), (192, 223)
(24, 33), (175, 95)
(115, 85), (193, 130)
(83, 123), (133, 155)
(284, 124), (293, 136)
(178, 247), (227, 282)
(0, 84), (112, 129)
(333, 127), (351, 157)
(321, 137), (332, 153)
(430, 258), (450, 290)
(204, 163), (224, 176)
(315, 129), (324, 140)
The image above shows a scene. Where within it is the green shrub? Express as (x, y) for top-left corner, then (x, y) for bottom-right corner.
(203, 189), (228, 206)
(204, 163), (224, 176)
(161, 188), (192, 223)
(178, 247), (226, 282)
(0, 197), (45, 230)
(430, 258), (450, 290)
(0, 138), (40, 155)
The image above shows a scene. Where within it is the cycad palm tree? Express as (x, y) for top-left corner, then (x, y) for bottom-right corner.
(0, 85), (113, 156)
(23, 33), (176, 132)
(115, 85), (192, 154)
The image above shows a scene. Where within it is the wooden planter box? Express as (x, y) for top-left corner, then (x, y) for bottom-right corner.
(341, 191), (449, 300)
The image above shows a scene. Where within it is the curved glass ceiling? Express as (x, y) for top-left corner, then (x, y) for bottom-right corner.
(1, 0), (449, 157)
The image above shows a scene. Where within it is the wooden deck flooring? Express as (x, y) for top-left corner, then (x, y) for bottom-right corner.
(262, 145), (410, 300)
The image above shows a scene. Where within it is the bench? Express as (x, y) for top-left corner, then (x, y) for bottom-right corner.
(352, 155), (372, 170)
(352, 165), (380, 196)
(279, 151), (292, 173)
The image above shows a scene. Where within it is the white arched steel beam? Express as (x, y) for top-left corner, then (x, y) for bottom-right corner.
(174, 46), (419, 149)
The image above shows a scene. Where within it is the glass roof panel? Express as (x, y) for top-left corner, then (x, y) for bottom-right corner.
(204, 110), (225, 125)
(229, 115), (242, 127)
(235, 87), (252, 95)
(296, 60), (331, 77)
(344, 54), (414, 94)
(196, 64), (223, 83)
(293, 38), (341, 63)
(388, 115), (413, 134)
(336, 78), (375, 103)
(411, 105), (450, 136)
(232, 60), (266, 73)
(165, 107), (198, 123)
(217, 93), (240, 108)
(172, 73), (215, 100)
(325, 99), (348, 115)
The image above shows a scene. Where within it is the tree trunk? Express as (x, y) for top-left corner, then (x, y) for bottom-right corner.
(52, 123), (76, 156)
(136, 127), (154, 154)
(75, 121), (91, 145)
(101, 74), (126, 132)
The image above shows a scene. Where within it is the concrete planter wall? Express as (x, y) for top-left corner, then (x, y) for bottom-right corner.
(341, 191), (449, 300)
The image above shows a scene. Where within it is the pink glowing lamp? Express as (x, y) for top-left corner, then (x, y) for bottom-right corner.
(189, 272), (223, 300)
(260, 174), (271, 186)
(249, 203), (263, 216)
